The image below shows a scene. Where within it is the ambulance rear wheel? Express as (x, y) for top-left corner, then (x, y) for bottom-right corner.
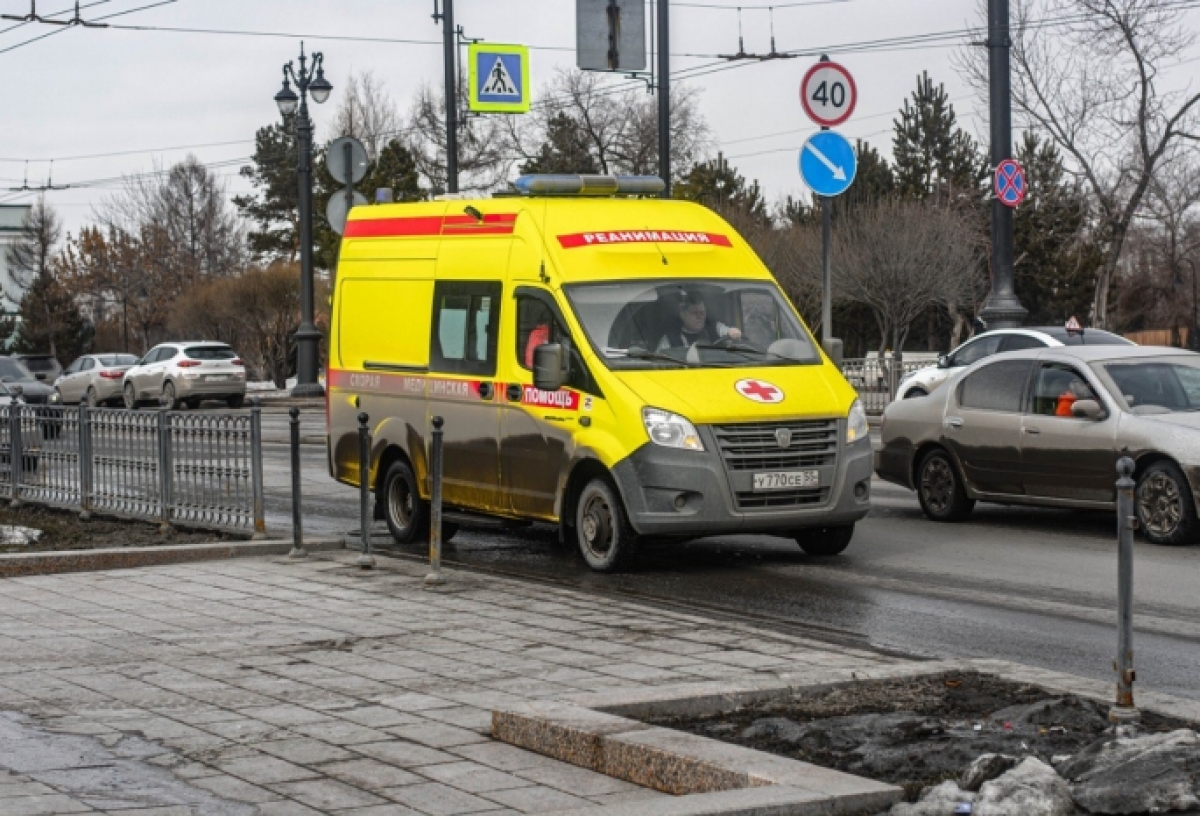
(383, 460), (429, 544)
(575, 477), (636, 572)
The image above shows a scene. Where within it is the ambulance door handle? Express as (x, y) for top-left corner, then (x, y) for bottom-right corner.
(507, 384), (523, 402)
(478, 382), (494, 401)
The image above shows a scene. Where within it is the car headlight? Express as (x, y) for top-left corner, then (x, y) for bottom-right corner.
(49, 391), (61, 404)
(642, 407), (704, 452)
(846, 399), (868, 445)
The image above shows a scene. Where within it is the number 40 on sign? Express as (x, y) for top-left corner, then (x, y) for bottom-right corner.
(801, 60), (857, 128)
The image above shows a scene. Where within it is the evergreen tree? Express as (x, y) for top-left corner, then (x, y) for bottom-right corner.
(233, 117), (301, 263)
(783, 140), (895, 226)
(520, 113), (599, 175)
(1012, 132), (1102, 325)
(893, 72), (982, 201)
(13, 269), (92, 363)
(675, 154), (767, 223)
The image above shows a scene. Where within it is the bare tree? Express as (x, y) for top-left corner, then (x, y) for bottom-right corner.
(505, 68), (711, 180)
(1138, 153), (1200, 341)
(331, 70), (403, 161)
(834, 199), (983, 360)
(5, 196), (61, 295)
(959, 0), (1200, 327)
(405, 82), (511, 193)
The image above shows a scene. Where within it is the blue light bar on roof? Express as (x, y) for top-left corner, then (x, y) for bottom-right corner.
(512, 174), (666, 197)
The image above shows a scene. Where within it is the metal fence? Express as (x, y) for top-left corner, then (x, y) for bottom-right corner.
(842, 358), (930, 413)
(0, 403), (264, 535)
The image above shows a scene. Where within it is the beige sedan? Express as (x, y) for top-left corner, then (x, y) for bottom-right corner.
(876, 345), (1200, 546)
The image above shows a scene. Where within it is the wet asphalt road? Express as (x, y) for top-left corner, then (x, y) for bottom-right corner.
(260, 409), (1200, 702)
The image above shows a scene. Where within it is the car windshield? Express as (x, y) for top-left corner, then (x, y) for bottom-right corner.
(21, 357), (56, 372)
(1098, 357), (1200, 413)
(564, 279), (821, 369)
(0, 359), (34, 382)
(97, 354), (138, 366)
(185, 346), (236, 360)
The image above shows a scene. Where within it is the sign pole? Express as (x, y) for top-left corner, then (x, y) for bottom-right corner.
(978, 0), (1026, 329)
(440, 0), (459, 194)
(657, 0), (670, 197)
(821, 194), (832, 345)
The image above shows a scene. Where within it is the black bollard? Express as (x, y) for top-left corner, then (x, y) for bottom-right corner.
(357, 412), (375, 569)
(425, 416), (445, 586)
(288, 407), (307, 558)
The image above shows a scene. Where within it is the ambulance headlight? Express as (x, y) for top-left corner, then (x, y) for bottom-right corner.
(846, 399), (868, 445)
(642, 408), (704, 452)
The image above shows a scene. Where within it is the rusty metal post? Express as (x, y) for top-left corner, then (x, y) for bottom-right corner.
(288, 407), (307, 558)
(357, 412), (375, 569)
(1111, 456), (1139, 723)
(424, 415), (446, 587)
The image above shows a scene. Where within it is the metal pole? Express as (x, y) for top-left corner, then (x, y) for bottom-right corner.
(157, 408), (172, 533)
(425, 415), (446, 586)
(657, 0), (671, 197)
(1111, 456), (1139, 723)
(821, 195), (832, 345)
(978, 0), (1026, 330)
(293, 80), (325, 398)
(442, 0), (459, 194)
(8, 405), (20, 507)
(357, 412), (375, 569)
(250, 397), (265, 538)
(288, 407), (307, 558)
(79, 403), (92, 520)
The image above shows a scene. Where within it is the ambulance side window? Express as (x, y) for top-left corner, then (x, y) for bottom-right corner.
(430, 282), (501, 376)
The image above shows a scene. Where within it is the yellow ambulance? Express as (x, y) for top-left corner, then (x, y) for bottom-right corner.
(327, 174), (870, 571)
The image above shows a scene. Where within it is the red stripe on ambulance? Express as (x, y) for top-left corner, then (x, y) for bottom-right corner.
(343, 213), (517, 239)
(556, 230), (733, 249)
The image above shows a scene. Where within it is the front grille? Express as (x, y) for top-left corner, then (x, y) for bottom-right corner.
(713, 419), (840, 511)
(713, 419), (839, 471)
(736, 487), (830, 509)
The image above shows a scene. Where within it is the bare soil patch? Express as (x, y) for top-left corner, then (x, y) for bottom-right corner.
(0, 504), (235, 554)
(648, 672), (1189, 801)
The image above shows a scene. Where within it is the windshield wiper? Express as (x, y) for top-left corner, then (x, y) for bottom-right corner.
(693, 342), (804, 363)
(611, 347), (692, 367)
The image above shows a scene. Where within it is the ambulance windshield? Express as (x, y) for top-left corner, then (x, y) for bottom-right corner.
(564, 280), (821, 369)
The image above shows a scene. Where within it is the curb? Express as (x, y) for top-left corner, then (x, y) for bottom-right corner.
(495, 659), (1200, 816)
(0, 537), (345, 578)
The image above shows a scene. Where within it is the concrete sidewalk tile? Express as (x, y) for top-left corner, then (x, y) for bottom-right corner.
(238, 704), (336, 727)
(388, 721), (491, 748)
(513, 763), (643, 797)
(333, 705), (425, 729)
(190, 772), (284, 803)
(336, 806), (425, 816)
(289, 719), (393, 745)
(216, 753), (322, 785)
(352, 739), (459, 768)
(416, 706), (494, 733)
(450, 741), (566, 773)
(321, 758), (424, 790)
(418, 761), (533, 794)
(253, 800), (327, 816)
(254, 736), (356, 764)
(481, 783), (595, 813)
(384, 781), (503, 815)
(0, 793), (97, 814)
(269, 778), (389, 810)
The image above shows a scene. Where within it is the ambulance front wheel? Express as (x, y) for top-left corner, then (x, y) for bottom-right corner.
(575, 477), (636, 572)
(795, 524), (854, 556)
(383, 460), (429, 544)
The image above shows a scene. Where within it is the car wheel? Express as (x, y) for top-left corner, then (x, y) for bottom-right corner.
(123, 383), (138, 410)
(575, 477), (636, 572)
(917, 448), (975, 522)
(382, 459), (429, 544)
(1136, 461), (1199, 546)
(227, 394), (245, 409)
(796, 524), (854, 556)
(85, 387), (99, 409)
(904, 387), (928, 399)
(160, 382), (180, 411)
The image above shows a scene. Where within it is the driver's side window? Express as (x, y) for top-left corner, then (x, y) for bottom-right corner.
(952, 335), (1002, 367)
(514, 295), (595, 394)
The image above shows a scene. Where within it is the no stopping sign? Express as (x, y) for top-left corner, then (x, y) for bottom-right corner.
(800, 60), (857, 127)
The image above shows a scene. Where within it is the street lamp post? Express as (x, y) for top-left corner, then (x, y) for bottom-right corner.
(275, 43), (332, 398)
(1183, 257), (1199, 351)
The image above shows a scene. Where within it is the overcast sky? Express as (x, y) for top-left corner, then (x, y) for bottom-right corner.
(2, 0), (1198, 236)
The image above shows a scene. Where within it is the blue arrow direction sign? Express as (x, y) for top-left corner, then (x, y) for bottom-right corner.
(799, 131), (857, 197)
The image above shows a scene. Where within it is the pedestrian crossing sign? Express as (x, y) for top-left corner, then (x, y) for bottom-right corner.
(468, 43), (531, 114)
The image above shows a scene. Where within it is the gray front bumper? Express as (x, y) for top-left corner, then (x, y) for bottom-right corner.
(611, 427), (872, 537)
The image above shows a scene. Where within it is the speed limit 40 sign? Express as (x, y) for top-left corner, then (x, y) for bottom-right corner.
(800, 60), (857, 127)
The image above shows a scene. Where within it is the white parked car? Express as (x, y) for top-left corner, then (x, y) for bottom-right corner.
(123, 342), (247, 410)
(895, 325), (1134, 400)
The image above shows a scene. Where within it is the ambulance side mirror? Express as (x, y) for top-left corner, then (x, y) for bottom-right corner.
(533, 344), (567, 392)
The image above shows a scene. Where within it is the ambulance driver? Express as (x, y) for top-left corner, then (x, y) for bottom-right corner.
(657, 290), (742, 351)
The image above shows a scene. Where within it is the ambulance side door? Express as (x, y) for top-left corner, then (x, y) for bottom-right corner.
(500, 288), (595, 520)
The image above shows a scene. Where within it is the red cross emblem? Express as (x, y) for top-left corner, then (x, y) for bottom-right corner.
(735, 379), (785, 404)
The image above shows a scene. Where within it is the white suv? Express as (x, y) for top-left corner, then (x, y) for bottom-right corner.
(123, 342), (247, 410)
(896, 325), (1133, 400)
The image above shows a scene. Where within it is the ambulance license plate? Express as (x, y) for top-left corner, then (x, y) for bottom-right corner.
(753, 470), (819, 491)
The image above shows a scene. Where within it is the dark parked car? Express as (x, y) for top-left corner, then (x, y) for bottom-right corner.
(0, 357), (61, 439)
(16, 354), (63, 384)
